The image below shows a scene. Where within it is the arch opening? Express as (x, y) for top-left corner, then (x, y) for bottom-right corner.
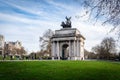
(61, 44), (69, 60)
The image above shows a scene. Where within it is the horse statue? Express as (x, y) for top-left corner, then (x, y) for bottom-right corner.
(61, 16), (72, 28)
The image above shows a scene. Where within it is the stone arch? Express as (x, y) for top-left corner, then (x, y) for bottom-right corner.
(61, 43), (69, 60)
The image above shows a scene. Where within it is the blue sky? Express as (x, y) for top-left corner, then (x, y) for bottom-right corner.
(0, 0), (118, 53)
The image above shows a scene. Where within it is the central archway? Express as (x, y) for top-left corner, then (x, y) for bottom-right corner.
(61, 44), (69, 60)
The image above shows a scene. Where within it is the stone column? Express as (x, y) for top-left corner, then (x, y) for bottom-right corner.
(68, 40), (71, 60)
(77, 40), (79, 60)
(52, 41), (55, 60)
(80, 41), (82, 60)
(78, 40), (80, 59)
(51, 42), (53, 57)
(73, 40), (76, 60)
(75, 40), (77, 60)
(75, 41), (77, 56)
(59, 42), (62, 57)
(57, 41), (60, 60)
(82, 41), (85, 60)
(80, 41), (84, 60)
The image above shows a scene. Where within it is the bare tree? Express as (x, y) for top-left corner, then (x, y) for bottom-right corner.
(83, 0), (120, 37)
(101, 37), (116, 59)
(39, 29), (54, 56)
(92, 37), (116, 60)
(84, 49), (97, 59)
(92, 45), (105, 59)
(15, 47), (26, 55)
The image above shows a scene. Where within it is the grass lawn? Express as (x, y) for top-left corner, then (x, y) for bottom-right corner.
(0, 61), (120, 80)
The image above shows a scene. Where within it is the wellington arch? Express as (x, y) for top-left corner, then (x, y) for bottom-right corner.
(51, 17), (85, 60)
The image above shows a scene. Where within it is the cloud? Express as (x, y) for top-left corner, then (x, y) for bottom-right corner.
(1, 0), (44, 16)
(0, 0), (119, 53)
(0, 12), (60, 53)
(72, 17), (117, 51)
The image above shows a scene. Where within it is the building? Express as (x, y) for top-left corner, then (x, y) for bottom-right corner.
(4, 40), (22, 55)
(51, 17), (85, 60)
(0, 35), (5, 55)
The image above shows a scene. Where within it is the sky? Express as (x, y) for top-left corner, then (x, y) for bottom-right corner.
(0, 0), (119, 53)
